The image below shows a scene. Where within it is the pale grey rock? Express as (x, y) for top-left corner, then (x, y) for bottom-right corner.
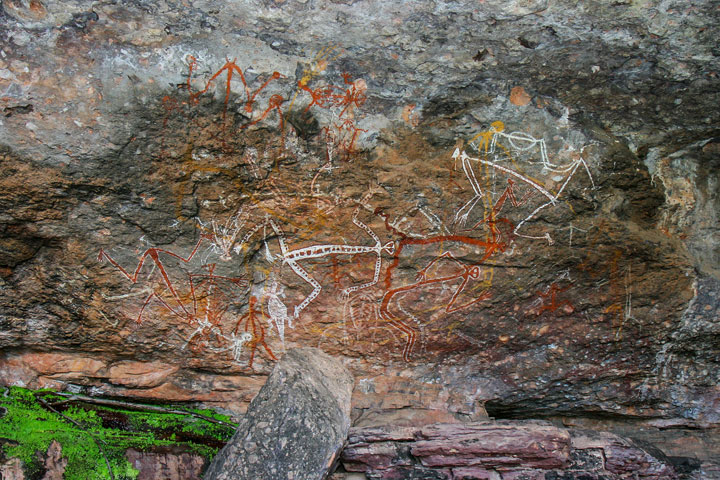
(204, 347), (353, 480)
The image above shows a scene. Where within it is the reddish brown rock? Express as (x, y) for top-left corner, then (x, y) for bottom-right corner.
(0, 351), (265, 414)
(107, 361), (179, 388)
(451, 466), (501, 479)
(341, 421), (679, 480)
(23, 353), (106, 379)
(125, 448), (206, 480)
(40, 441), (67, 480)
(0, 457), (25, 480)
(348, 425), (419, 443)
(354, 407), (474, 428)
(412, 421), (571, 469)
(350, 375), (489, 423)
(603, 444), (677, 479)
(571, 428), (678, 478)
(496, 471), (544, 480)
(342, 442), (412, 472)
(342, 426), (419, 475)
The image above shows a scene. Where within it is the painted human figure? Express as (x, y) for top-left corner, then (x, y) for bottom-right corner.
(265, 277), (292, 345)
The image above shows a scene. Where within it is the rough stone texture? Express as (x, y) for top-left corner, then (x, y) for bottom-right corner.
(0, 351), (265, 412)
(125, 448), (206, 480)
(0, 457), (24, 480)
(554, 417), (720, 467)
(690, 463), (720, 480)
(203, 347), (353, 480)
(451, 468), (500, 480)
(412, 422), (571, 469)
(0, 0), (718, 469)
(341, 421), (681, 479)
(39, 440), (66, 480)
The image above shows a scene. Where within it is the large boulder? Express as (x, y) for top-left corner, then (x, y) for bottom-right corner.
(204, 347), (354, 480)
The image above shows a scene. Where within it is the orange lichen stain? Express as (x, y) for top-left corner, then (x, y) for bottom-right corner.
(401, 104), (420, 127)
(510, 86), (532, 106)
(288, 45), (341, 111)
(29, 0), (46, 16)
(139, 193), (156, 206)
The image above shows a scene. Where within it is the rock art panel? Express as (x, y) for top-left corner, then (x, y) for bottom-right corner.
(87, 53), (611, 368)
(0, 2), (715, 442)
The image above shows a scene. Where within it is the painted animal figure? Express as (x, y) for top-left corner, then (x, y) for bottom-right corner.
(241, 207), (394, 320)
(452, 146), (594, 244)
(378, 230), (511, 361)
(455, 121), (595, 243)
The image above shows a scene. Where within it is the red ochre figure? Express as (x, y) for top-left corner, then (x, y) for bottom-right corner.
(234, 295), (277, 368)
(186, 57), (284, 121)
(374, 208), (513, 362)
(535, 282), (574, 315)
(98, 234), (214, 324)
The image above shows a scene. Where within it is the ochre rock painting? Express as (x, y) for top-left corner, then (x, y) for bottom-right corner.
(1, 1), (718, 472)
(90, 53), (689, 381)
(0, 42), (703, 427)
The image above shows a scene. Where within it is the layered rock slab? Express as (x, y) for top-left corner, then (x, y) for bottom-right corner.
(342, 421), (679, 479)
(203, 347), (354, 480)
(126, 448), (206, 480)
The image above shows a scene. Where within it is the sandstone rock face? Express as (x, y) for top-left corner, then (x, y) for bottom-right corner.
(203, 347), (353, 480)
(342, 421), (679, 479)
(0, 0), (718, 468)
(411, 423), (571, 469)
(125, 448), (206, 480)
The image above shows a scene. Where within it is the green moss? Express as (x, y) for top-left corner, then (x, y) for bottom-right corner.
(0, 387), (237, 479)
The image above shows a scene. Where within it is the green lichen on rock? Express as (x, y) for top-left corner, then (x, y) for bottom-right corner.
(0, 387), (236, 479)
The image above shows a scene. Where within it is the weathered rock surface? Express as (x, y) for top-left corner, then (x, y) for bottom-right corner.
(125, 447), (206, 480)
(203, 347), (353, 480)
(0, 351), (265, 413)
(0, 457), (24, 480)
(412, 423), (571, 469)
(0, 0), (718, 469)
(341, 421), (683, 479)
(39, 440), (66, 480)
